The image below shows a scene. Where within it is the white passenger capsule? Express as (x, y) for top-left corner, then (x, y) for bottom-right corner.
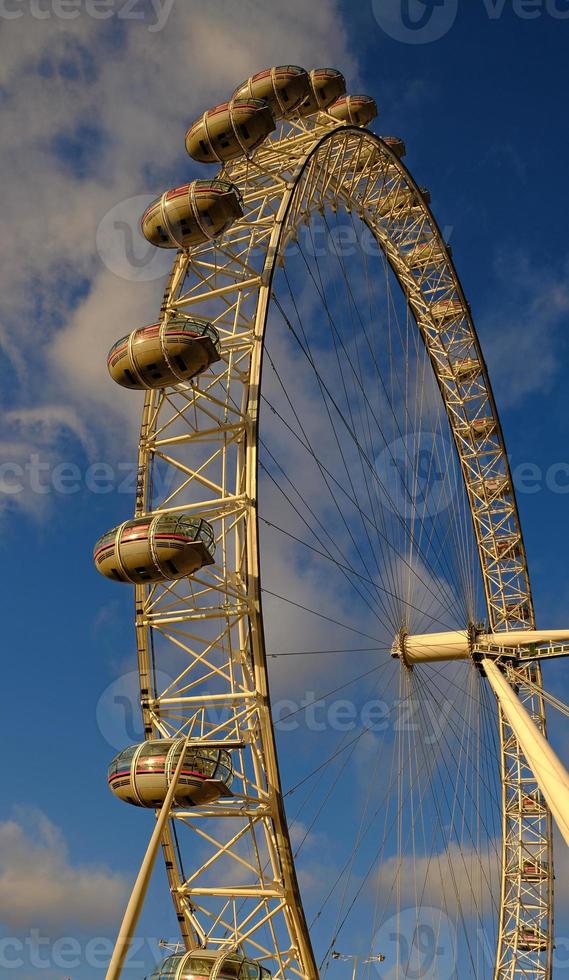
(108, 739), (233, 808)
(521, 791), (545, 814)
(141, 180), (243, 249)
(327, 94), (377, 127)
(492, 535), (522, 560)
(148, 951), (272, 980)
(297, 68), (346, 116)
(383, 136), (406, 159)
(107, 317), (220, 390)
(461, 416), (496, 440)
(185, 99), (275, 162)
(472, 476), (511, 502)
(522, 859), (548, 880)
(94, 514), (215, 584)
(232, 65), (311, 118)
(517, 927), (547, 951)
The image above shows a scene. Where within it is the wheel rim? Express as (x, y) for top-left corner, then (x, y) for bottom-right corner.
(127, 114), (553, 979)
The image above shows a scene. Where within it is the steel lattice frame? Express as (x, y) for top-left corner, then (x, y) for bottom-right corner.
(129, 112), (553, 979)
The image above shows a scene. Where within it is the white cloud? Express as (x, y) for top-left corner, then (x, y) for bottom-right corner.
(0, 808), (129, 931)
(373, 840), (499, 916)
(0, 404), (100, 518)
(1, 0), (357, 519)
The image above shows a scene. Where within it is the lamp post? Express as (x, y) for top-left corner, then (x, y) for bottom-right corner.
(331, 950), (386, 980)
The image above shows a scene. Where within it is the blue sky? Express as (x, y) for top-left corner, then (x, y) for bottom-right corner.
(1, 2), (569, 978)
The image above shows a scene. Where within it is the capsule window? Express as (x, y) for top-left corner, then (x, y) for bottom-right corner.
(156, 515), (178, 533)
(134, 567), (152, 579)
(95, 529), (116, 551)
(175, 355), (187, 371)
(199, 139), (208, 155)
(138, 758), (165, 774)
(201, 756), (217, 778)
(187, 957), (216, 977)
(165, 560), (178, 576)
(108, 745), (137, 778)
(123, 369), (136, 385)
(240, 123), (250, 139)
(153, 955), (179, 979)
(141, 742), (170, 758)
(241, 964), (260, 980)
(216, 956), (242, 979)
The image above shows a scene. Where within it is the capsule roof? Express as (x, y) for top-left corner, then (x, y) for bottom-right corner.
(296, 67), (346, 116)
(327, 94), (378, 127)
(107, 316), (220, 390)
(185, 98), (275, 162)
(232, 65), (310, 117)
(108, 739), (233, 808)
(382, 136), (406, 159)
(148, 951), (271, 980)
(94, 514), (215, 584)
(141, 180), (243, 249)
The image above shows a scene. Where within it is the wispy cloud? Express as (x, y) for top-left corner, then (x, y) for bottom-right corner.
(0, 808), (128, 931)
(480, 248), (569, 407)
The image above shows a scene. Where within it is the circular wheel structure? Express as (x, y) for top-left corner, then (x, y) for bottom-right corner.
(99, 68), (555, 980)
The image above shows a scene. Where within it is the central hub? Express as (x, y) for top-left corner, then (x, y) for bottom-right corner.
(392, 626), (477, 667)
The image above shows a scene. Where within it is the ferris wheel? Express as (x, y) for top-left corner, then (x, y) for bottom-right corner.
(93, 66), (569, 980)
